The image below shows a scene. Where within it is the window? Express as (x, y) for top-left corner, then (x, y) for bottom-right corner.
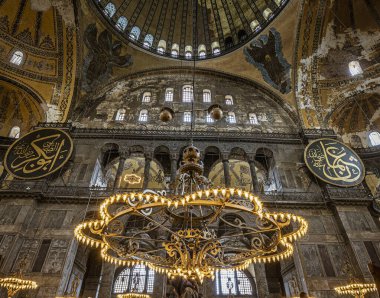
(115, 109), (126, 121)
(349, 61), (363, 76)
(206, 114), (214, 123)
(139, 110), (148, 122)
(184, 112), (192, 123)
(130, 26), (141, 40)
(198, 44), (206, 58)
(113, 265), (155, 294)
(227, 112), (236, 124)
(369, 132), (380, 146)
(249, 113), (258, 125)
(263, 8), (273, 20)
(203, 90), (211, 103)
(165, 88), (174, 102)
(171, 43), (179, 57)
(142, 92), (151, 103)
(211, 41), (220, 55)
(143, 34), (154, 48)
(225, 95), (233, 105)
(182, 85), (193, 102)
(185, 45), (193, 59)
(250, 20), (260, 32)
(157, 40), (166, 54)
(10, 50), (24, 65)
(103, 2), (116, 18)
(8, 126), (20, 138)
(216, 270), (253, 295)
(116, 16), (128, 31)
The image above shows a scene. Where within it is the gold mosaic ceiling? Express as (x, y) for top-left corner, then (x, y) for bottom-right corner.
(91, 0), (288, 60)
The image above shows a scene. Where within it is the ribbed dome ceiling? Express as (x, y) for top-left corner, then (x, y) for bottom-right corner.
(92, 0), (288, 60)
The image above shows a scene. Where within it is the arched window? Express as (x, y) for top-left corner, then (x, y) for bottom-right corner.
(157, 40), (166, 54)
(143, 34), (154, 48)
(171, 43), (179, 57)
(250, 20), (260, 32)
(249, 113), (258, 125)
(113, 265), (155, 294)
(103, 2), (116, 18)
(183, 112), (192, 123)
(225, 95), (233, 105)
(115, 108), (126, 121)
(238, 29), (247, 41)
(139, 110), (148, 122)
(211, 41), (220, 55)
(142, 92), (151, 103)
(206, 114), (214, 123)
(165, 88), (174, 102)
(10, 50), (24, 65)
(349, 61), (363, 76)
(215, 270), (253, 295)
(263, 8), (273, 20)
(198, 44), (206, 58)
(185, 45), (193, 59)
(369, 132), (380, 146)
(116, 16), (128, 31)
(182, 85), (193, 102)
(225, 36), (233, 49)
(8, 126), (20, 138)
(203, 89), (211, 103)
(129, 26), (141, 40)
(227, 112), (236, 124)
(275, 0), (283, 6)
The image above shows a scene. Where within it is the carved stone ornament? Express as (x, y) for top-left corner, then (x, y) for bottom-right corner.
(4, 128), (73, 179)
(304, 138), (365, 187)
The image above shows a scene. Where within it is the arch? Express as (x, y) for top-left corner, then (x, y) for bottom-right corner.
(10, 50), (24, 65)
(100, 143), (119, 168)
(154, 145), (171, 176)
(115, 108), (126, 121)
(113, 265), (155, 294)
(8, 126), (20, 138)
(255, 147), (277, 192)
(203, 146), (221, 176)
(157, 40), (166, 53)
(229, 147), (247, 161)
(103, 2), (116, 18)
(143, 34), (154, 48)
(116, 16), (128, 31)
(139, 109), (148, 122)
(369, 131), (380, 146)
(225, 95), (233, 105)
(129, 145), (145, 154)
(130, 26), (141, 40)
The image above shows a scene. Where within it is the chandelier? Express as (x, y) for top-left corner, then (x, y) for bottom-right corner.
(335, 283), (377, 297)
(75, 145), (308, 282)
(0, 277), (38, 297)
(117, 294), (151, 298)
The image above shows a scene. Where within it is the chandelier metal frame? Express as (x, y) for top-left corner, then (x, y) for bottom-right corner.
(0, 277), (38, 298)
(335, 283), (377, 298)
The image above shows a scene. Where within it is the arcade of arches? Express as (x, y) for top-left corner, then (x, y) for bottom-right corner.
(0, 0), (379, 297)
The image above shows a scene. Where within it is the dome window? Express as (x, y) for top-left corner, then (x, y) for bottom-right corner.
(275, 0), (284, 6)
(10, 50), (24, 65)
(185, 45), (193, 59)
(198, 44), (206, 59)
(263, 8), (273, 20)
(103, 2), (116, 18)
(143, 34), (154, 48)
(8, 126), (20, 138)
(227, 112), (236, 124)
(139, 110), (148, 122)
(115, 108), (126, 121)
(369, 132), (380, 147)
(349, 61), (363, 76)
(250, 20), (260, 32)
(211, 42), (220, 55)
(238, 29), (247, 41)
(183, 112), (192, 123)
(225, 95), (233, 105)
(182, 85), (193, 102)
(206, 114), (214, 123)
(157, 40), (166, 54)
(203, 90), (211, 103)
(171, 43), (179, 57)
(225, 36), (234, 49)
(129, 26), (141, 40)
(142, 92), (151, 103)
(249, 113), (259, 125)
(116, 16), (128, 31)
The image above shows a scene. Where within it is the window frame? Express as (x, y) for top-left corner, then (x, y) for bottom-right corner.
(182, 85), (193, 103)
(103, 2), (116, 18)
(215, 269), (254, 296)
(113, 265), (155, 294)
(369, 131), (380, 147)
(115, 109), (126, 121)
(139, 110), (148, 122)
(183, 111), (192, 123)
(165, 88), (174, 102)
(142, 92), (151, 103)
(227, 112), (236, 124)
(10, 50), (24, 66)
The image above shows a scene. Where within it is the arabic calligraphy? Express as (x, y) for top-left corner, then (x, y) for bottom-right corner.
(304, 139), (364, 187)
(123, 174), (142, 184)
(4, 128), (73, 180)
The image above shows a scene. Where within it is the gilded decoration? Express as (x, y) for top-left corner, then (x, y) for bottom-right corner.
(304, 138), (365, 187)
(4, 128), (73, 180)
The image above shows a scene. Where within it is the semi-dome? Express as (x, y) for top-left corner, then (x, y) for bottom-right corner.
(91, 0), (289, 60)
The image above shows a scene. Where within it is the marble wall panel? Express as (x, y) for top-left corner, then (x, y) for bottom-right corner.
(42, 239), (69, 274)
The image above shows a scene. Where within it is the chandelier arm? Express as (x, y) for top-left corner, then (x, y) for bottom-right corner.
(134, 209), (178, 237)
(218, 227), (282, 239)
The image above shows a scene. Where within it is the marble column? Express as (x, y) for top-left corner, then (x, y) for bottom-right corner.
(170, 153), (178, 183)
(248, 155), (260, 192)
(96, 261), (116, 298)
(254, 263), (269, 298)
(113, 151), (128, 189)
(143, 153), (152, 189)
(222, 153), (231, 187)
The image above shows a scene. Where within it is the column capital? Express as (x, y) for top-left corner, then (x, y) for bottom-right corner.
(221, 152), (229, 161)
(119, 150), (130, 160)
(170, 153), (179, 160)
(247, 154), (256, 163)
(144, 152), (153, 160)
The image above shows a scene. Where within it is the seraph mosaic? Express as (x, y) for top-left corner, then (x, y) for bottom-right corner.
(244, 28), (291, 94)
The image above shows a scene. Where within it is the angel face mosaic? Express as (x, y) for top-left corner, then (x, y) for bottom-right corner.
(4, 128), (73, 180)
(304, 138), (364, 187)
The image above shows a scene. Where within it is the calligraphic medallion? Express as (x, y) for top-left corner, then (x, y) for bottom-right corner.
(304, 138), (364, 187)
(4, 128), (73, 180)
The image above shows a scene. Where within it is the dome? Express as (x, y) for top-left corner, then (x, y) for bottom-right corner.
(91, 0), (289, 60)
